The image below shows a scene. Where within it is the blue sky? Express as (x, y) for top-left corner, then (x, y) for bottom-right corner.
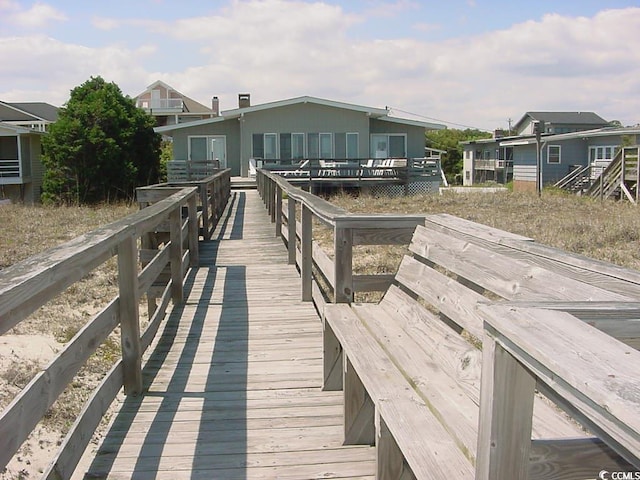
(1, 0), (639, 129)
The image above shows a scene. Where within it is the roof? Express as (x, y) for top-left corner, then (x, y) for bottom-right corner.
(0, 101), (58, 123)
(155, 95), (445, 134)
(6, 102), (58, 122)
(135, 80), (214, 115)
(514, 111), (608, 131)
(499, 126), (640, 146)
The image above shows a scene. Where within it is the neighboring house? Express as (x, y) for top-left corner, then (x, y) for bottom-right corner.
(155, 94), (445, 177)
(461, 111), (619, 190)
(134, 80), (217, 127)
(0, 101), (58, 132)
(513, 111), (608, 135)
(0, 122), (45, 204)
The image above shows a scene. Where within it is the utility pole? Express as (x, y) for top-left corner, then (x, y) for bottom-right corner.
(533, 120), (545, 197)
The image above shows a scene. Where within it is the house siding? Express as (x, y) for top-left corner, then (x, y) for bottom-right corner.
(171, 121), (241, 176)
(240, 103), (371, 176)
(541, 138), (586, 184)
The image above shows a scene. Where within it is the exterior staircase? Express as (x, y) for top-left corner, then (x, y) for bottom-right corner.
(555, 146), (640, 204)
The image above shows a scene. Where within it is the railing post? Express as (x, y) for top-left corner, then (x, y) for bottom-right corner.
(287, 197), (297, 265)
(476, 336), (536, 480)
(334, 222), (353, 303)
(275, 185), (282, 235)
(117, 235), (142, 396)
(301, 204), (313, 301)
(169, 207), (184, 303)
(200, 182), (210, 240)
(187, 194), (199, 267)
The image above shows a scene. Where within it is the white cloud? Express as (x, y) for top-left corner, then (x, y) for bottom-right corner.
(0, 0), (20, 11)
(0, 35), (153, 105)
(1, 2), (639, 129)
(6, 2), (67, 28)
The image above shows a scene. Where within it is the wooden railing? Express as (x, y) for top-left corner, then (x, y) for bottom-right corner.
(258, 171), (640, 477)
(586, 146), (640, 203)
(0, 173), (231, 479)
(256, 168), (425, 309)
(167, 159), (222, 182)
(138, 169), (231, 240)
(478, 305), (640, 478)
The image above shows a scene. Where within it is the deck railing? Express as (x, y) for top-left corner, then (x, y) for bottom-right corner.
(0, 171), (231, 479)
(256, 168), (425, 308)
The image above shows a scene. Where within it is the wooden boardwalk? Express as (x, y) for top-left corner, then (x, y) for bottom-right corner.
(83, 190), (375, 480)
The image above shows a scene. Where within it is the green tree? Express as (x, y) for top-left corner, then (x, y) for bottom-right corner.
(426, 128), (492, 182)
(42, 76), (161, 204)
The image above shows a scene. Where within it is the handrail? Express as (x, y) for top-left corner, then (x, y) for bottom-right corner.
(478, 305), (640, 476)
(256, 168), (425, 306)
(0, 173), (231, 479)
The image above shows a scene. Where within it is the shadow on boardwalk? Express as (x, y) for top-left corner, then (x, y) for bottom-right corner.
(88, 194), (250, 479)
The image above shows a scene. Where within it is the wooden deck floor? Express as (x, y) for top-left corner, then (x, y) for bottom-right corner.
(82, 190), (375, 480)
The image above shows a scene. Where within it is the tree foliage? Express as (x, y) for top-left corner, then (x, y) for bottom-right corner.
(426, 128), (492, 181)
(42, 76), (161, 204)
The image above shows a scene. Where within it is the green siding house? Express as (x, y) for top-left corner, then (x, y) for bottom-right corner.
(156, 95), (445, 177)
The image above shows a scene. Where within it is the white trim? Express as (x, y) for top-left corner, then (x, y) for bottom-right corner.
(370, 133), (407, 158)
(264, 133), (278, 160)
(319, 132), (333, 158)
(346, 132), (358, 159)
(547, 144), (561, 164)
(291, 132), (305, 159)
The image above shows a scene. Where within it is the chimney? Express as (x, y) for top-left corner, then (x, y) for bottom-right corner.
(238, 93), (251, 109)
(493, 129), (505, 139)
(211, 96), (219, 116)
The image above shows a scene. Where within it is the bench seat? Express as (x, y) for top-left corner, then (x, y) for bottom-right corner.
(323, 222), (640, 479)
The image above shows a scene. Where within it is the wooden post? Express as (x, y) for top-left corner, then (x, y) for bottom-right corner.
(187, 195), (199, 267)
(376, 408), (406, 480)
(275, 185), (282, 234)
(301, 204), (313, 301)
(169, 207), (184, 304)
(476, 336), (536, 480)
(287, 196), (296, 265)
(118, 236), (142, 396)
(334, 224), (353, 303)
(344, 356), (375, 445)
(323, 321), (343, 391)
(199, 182), (210, 240)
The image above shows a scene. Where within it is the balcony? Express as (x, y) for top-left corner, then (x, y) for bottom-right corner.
(0, 158), (24, 185)
(136, 98), (184, 114)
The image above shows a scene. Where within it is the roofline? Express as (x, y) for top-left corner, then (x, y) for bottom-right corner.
(0, 121), (46, 135)
(498, 127), (640, 146)
(0, 101), (47, 122)
(219, 95), (389, 117)
(155, 95), (442, 134)
(377, 116), (445, 130)
(514, 111), (608, 130)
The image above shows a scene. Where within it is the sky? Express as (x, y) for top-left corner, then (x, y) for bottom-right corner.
(1, 0), (639, 131)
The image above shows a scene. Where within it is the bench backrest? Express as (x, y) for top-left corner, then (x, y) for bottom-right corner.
(387, 224), (638, 343)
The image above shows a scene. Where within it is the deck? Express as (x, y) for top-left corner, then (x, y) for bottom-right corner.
(82, 190), (376, 479)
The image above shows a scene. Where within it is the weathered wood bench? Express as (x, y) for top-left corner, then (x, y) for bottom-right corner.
(324, 222), (640, 479)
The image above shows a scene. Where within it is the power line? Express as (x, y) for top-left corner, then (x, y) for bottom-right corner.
(388, 106), (492, 132)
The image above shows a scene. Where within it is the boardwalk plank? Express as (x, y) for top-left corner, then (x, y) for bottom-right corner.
(80, 190), (375, 480)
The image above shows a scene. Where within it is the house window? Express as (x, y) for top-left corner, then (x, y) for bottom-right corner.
(548, 145), (561, 164)
(589, 146), (617, 164)
(292, 133), (305, 159)
(264, 133), (278, 160)
(319, 133), (333, 158)
(371, 134), (406, 159)
(346, 133), (358, 159)
(308, 133), (319, 159)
